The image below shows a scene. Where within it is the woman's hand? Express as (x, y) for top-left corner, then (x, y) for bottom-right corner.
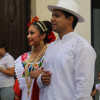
(30, 69), (44, 79)
(91, 89), (98, 96)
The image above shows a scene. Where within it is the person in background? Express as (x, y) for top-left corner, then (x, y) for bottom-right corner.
(37, 0), (96, 100)
(91, 71), (100, 100)
(13, 16), (56, 100)
(0, 40), (15, 100)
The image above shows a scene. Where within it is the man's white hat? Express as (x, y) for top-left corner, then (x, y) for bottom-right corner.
(48, 0), (84, 23)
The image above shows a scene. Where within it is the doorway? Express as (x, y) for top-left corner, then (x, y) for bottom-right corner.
(0, 0), (30, 59)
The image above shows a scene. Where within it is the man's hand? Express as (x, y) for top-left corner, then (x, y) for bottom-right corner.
(41, 71), (52, 85)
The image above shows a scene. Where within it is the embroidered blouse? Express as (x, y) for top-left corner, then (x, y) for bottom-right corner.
(15, 52), (44, 100)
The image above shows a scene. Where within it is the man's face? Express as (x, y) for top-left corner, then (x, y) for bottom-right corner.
(51, 9), (70, 34)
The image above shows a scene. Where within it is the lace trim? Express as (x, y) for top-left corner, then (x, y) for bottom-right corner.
(15, 54), (44, 89)
(14, 56), (26, 89)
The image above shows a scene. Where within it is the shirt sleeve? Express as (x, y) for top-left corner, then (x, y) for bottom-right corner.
(37, 73), (45, 89)
(73, 47), (96, 100)
(6, 55), (15, 68)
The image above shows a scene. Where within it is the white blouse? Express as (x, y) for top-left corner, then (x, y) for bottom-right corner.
(37, 32), (96, 100)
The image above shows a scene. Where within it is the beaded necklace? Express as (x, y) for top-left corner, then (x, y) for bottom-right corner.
(24, 45), (47, 97)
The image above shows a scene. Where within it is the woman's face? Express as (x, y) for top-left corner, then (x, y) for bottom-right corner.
(27, 25), (43, 46)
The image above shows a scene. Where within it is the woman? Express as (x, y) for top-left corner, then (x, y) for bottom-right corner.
(0, 40), (15, 100)
(13, 16), (56, 100)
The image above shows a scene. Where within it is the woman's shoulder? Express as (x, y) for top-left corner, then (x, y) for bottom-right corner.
(16, 52), (31, 60)
(20, 52), (31, 62)
(21, 52), (31, 57)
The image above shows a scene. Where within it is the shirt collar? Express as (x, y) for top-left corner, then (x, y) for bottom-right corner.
(62, 32), (76, 40)
(55, 32), (77, 43)
(57, 32), (76, 41)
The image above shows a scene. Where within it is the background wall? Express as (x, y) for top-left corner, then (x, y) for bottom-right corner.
(75, 0), (91, 43)
(30, 0), (91, 43)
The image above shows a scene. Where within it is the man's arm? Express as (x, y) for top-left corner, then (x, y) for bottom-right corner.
(73, 47), (96, 100)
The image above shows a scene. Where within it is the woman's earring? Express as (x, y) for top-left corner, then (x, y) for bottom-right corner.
(40, 41), (44, 46)
(31, 46), (34, 51)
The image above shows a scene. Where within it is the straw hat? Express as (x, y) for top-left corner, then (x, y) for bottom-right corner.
(48, 0), (84, 22)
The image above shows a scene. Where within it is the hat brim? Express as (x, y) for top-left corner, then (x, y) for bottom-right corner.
(48, 5), (85, 23)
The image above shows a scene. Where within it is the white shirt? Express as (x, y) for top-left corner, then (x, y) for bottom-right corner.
(0, 53), (15, 87)
(37, 32), (96, 100)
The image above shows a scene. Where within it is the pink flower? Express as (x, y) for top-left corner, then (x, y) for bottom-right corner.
(21, 53), (28, 62)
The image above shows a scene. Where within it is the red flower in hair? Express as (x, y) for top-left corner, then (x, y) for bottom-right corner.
(34, 16), (39, 22)
(47, 31), (56, 44)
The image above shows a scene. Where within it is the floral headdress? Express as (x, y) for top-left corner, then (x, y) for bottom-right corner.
(27, 16), (39, 27)
(27, 16), (56, 44)
(27, 16), (47, 32)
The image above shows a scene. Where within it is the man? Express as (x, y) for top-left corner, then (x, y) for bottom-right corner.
(37, 0), (96, 100)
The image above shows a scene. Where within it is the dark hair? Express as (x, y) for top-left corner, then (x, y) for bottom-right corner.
(31, 21), (52, 43)
(62, 10), (78, 30)
(0, 40), (8, 51)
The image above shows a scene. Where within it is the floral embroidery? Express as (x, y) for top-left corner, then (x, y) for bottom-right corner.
(34, 64), (38, 69)
(21, 52), (43, 77)
(21, 53), (28, 62)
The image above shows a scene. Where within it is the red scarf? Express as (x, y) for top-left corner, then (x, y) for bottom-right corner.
(31, 79), (39, 100)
